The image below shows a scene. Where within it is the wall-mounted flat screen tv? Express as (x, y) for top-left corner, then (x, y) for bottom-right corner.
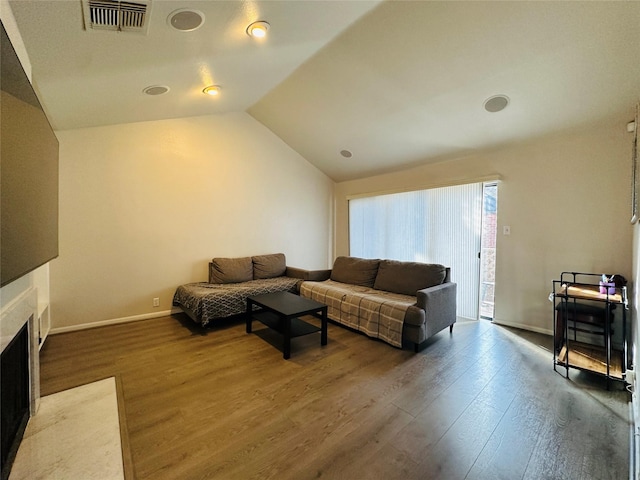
(1, 21), (59, 287)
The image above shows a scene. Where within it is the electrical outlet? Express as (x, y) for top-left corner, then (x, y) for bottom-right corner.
(153, 297), (160, 307)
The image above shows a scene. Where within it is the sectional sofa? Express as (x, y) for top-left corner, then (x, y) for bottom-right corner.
(173, 254), (457, 352)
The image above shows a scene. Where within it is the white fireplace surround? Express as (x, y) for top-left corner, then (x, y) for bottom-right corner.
(1, 286), (40, 415)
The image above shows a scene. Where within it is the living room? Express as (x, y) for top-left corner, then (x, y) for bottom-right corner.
(1, 1), (639, 479)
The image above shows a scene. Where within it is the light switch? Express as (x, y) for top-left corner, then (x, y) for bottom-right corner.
(503, 226), (511, 235)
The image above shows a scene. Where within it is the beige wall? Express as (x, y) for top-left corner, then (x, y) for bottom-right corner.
(51, 112), (333, 330)
(335, 119), (634, 334)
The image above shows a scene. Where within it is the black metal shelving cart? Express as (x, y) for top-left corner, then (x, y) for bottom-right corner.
(552, 271), (629, 389)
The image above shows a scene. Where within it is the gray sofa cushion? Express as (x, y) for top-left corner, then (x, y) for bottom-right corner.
(330, 256), (380, 288)
(210, 256), (253, 284)
(374, 260), (446, 296)
(253, 253), (286, 279)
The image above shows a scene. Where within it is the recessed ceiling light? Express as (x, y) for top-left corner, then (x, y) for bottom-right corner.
(143, 85), (170, 96)
(168, 9), (205, 32)
(484, 95), (510, 113)
(340, 150), (353, 158)
(246, 21), (270, 38)
(203, 85), (221, 96)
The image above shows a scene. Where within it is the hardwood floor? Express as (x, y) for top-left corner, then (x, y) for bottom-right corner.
(39, 315), (630, 480)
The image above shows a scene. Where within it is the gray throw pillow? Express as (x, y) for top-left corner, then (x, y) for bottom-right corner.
(374, 260), (447, 296)
(210, 256), (253, 284)
(253, 253), (286, 279)
(330, 256), (380, 287)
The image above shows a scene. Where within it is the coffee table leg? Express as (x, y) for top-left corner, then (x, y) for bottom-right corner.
(321, 307), (328, 346)
(283, 316), (291, 360)
(246, 299), (253, 334)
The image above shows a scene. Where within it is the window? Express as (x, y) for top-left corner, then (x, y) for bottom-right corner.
(349, 182), (483, 319)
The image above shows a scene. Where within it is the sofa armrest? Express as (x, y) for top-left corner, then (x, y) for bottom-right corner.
(416, 282), (457, 323)
(285, 267), (332, 281)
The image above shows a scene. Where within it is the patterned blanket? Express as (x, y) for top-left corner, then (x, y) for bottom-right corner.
(173, 277), (300, 326)
(300, 280), (413, 348)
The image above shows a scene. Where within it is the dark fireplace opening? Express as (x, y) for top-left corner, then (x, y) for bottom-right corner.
(1, 321), (30, 480)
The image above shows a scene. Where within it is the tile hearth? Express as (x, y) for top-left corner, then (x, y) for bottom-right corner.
(9, 377), (124, 480)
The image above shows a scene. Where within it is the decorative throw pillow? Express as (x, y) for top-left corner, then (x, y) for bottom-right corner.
(330, 256), (380, 287)
(253, 253), (286, 279)
(373, 260), (446, 296)
(210, 256), (253, 284)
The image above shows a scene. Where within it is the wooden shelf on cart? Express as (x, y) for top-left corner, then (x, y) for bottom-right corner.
(555, 284), (623, 304)
(557, 342), (624, 379)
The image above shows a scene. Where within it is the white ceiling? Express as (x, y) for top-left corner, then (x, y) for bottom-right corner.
(8, 0), (640, 182)
(7, 0), (380, 128)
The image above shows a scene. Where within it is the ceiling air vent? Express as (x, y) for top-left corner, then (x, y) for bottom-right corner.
(82, 0), (152, 34)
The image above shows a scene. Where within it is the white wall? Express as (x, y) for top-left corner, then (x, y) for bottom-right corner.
(335, 119), (634, 334)
(50, 112), (333, 330)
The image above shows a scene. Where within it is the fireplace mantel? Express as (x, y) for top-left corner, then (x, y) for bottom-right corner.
(1, 286), (40, 414)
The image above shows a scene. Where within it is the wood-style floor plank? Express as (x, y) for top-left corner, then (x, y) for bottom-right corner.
(38, 315), (630, 480)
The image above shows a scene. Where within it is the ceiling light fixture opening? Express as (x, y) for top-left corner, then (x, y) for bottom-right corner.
(143, 85), (170, 96)
(168, 9), (205, 32)
(340, 150), (353, 158)
(203, 85), (221, 96)
(484, 95), (510, 113)
(246, 21), (270, 38)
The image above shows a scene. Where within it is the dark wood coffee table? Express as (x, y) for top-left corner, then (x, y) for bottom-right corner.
(246, 291), (328, 359)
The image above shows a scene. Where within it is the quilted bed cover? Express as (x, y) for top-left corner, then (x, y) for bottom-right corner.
(173, 277), (300, 326)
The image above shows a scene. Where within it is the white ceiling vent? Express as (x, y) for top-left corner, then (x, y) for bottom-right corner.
(82, 0), (152, 34)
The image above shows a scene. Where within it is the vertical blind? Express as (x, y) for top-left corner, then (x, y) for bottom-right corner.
(349, 183), (482, 319)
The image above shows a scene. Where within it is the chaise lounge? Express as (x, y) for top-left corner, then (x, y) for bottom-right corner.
(172, 253), (324, 326)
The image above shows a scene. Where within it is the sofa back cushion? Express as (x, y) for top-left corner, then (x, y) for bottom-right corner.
(374, 260), (447, 296)
(330, 256), (380, 287)
(253, 253), (286, 279)
(210, 256), (253, 284)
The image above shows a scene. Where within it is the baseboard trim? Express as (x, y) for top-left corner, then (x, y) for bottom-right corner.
(492, 318), (553, 336)
(50, 308), (182, 335)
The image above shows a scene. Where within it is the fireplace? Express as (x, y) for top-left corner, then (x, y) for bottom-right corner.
(1, 322), (29, 479)
(0, 287), (39, 480)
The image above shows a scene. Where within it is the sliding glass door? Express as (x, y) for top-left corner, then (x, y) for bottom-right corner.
(480, 183), (498, 319)
(349, 182), (483, 320)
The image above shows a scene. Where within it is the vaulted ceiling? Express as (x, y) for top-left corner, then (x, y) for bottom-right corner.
(8, 0), (640, 181)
